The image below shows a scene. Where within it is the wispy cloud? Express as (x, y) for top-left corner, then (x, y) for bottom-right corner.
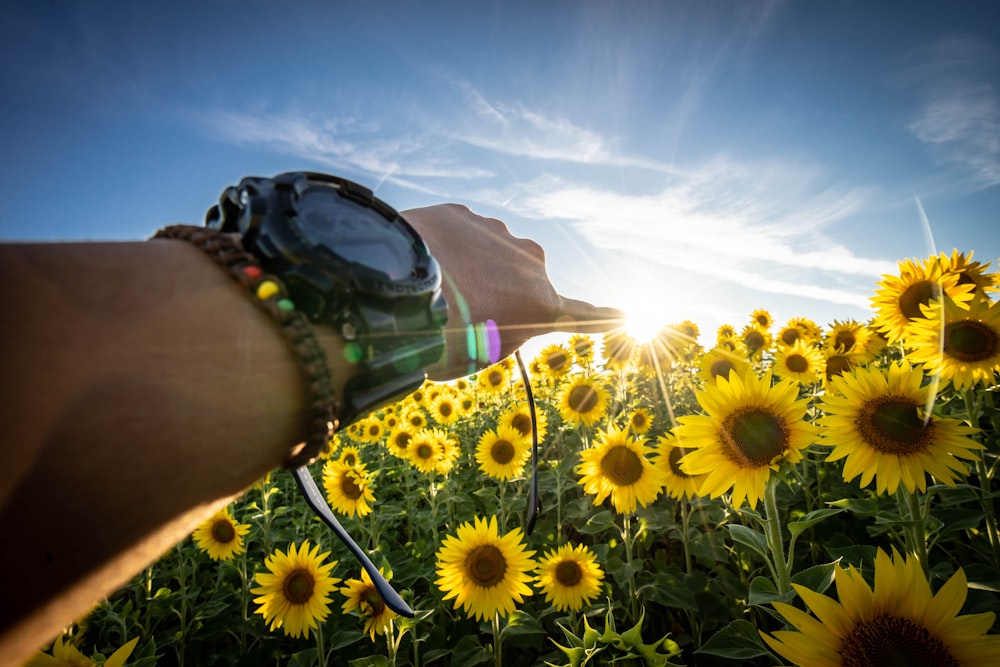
(902, 36), (1000, 189)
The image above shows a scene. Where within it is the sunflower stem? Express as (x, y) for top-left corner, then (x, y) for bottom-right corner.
(622, 513), (640, 622)
(492, 612), (503, 667)
(763, 478), (792, 596)
(315, 622), (327, 667)
(900, 486), (930, 577)
(680, 500), (693, 576)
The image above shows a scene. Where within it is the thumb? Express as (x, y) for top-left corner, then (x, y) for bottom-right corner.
(551, 296), (625, 334)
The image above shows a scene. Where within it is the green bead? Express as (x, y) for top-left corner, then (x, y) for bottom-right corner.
(276, 298), (295, 312)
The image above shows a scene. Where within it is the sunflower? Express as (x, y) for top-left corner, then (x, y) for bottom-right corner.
(26, 635), (140, 667)
(252, 540), (340, 639)
(558, 375), (611, 427)
(824, 319), (873, 360)
(602, 330), (637, 370)
(401, 407), (428, 431)
(716, 323), (738, 342)
(357, 415), (385, 444)
(568, 333), (596, 364)
(577, 423), (665, 513)
(340, 568), (399, 642)
(871, 256), (974, 344)
(907, 295), (1000, 391)
(938, 248), (999, 296)
(192, 506), (251, 561)
(535, 543), (605, 612)
(322, 460), (376, 518)
(408, 428), (458, 474)
(337, 445), (363, 468)
(698, 346), (751, 385)
(822, 350), (861, 392)
(773, 339), (825, 386)
(477, 361), (512, 395)
(537, 343), (574, 379)
(385, 425), (416, 460)
(428, 389), (461, 425)
(499, 404), (549, 443)
(750, 308), (773, 330)
(627, 407), (654, 434)
(676, 370), (816, 509)
(476, 424), (532, 480)
(653, 432), (706, 501)
(740, 324), (772, 359)
(819, 361), (982, 495)
(435, 515), (535, 621)
(762, 548), (1000, 667)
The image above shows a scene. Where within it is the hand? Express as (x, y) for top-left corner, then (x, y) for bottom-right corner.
(402, 204), (623, 379)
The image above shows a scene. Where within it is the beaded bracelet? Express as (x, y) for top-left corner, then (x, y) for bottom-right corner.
(152, 225), (338, 468)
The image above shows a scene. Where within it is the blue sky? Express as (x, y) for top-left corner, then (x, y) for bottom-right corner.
(2, 1), (999, 346)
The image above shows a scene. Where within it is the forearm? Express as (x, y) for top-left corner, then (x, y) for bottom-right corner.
(0, 239), (353, 662)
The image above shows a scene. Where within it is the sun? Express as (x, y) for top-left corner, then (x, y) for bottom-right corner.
(622, 302), (668, 343)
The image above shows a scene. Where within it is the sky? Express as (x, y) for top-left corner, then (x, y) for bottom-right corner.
(2, 0), (999, 349)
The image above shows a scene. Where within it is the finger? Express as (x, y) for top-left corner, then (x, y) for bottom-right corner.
(551, 296), (625, 333)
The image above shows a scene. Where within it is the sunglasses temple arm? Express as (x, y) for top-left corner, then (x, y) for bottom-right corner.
(515, 349), (541, 534)
(292, 465), (415, 617)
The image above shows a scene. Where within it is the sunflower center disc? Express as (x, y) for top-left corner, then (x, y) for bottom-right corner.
(744, 331), (765, 352)
(416, 443), (435, 460)
(722, 408), (789, 466)
(511, 413), (532, 436)
(568, 385), (599, 413)
(859, 397), (928, 455)
(466, 545), (507, 588)
(341, 474), (364, 500)
(491, 439), (515, 464)
(394, 432), (412, 451)
(710, 359), (736, 380)
(785, 354), (809, 373)
(600, 445), (644, 486)
(631, 414), (648, 430)
(945, 320), (998, 362)
(487, 370), (504, 387)
(547, 351), (569, 372)
(361, 588), (386, 616)
(839, 615), (959, 667)
(781, 328), (800, 345)
(438, 402), (453, 418)
(211, 519), (236, 544)
(834, 330), (857, 351)
(283, 569), (316, 605)
(825, 355), (853, 381)
(555, 560), (583, 587)
(668, 446), (693, 479)
(899, 280), (939, 321)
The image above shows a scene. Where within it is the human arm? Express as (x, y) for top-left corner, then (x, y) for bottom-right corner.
(0, 204), (621, 663)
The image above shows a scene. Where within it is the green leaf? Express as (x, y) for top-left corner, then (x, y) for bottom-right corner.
(827, 498), (879, 515)
(348, 657), (389, 667)
(787, 508), (845, 537)
(450, 634), (493, 666)
(694, 619), (772, 660)
(578, 509), (615, 534)
(790, 561), (839, 595)
(728, 524), (770, 560)
(640, 572), (698, 611)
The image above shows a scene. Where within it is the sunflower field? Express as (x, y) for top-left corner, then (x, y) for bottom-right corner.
(36, 250), (1000, 666)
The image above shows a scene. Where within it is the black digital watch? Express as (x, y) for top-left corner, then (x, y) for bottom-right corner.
(206, 171), (449, 426)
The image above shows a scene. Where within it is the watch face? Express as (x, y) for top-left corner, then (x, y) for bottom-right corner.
(295, 187), (418, 281)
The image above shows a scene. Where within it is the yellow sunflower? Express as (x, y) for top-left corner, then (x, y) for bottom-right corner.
(776, 319), (809, 347)
(25, 636), (140, 667)
(717, 323), (738, 342)
(654, 432), (706, 501)
(676, 370), (816, 509)
(907, 295), (1000, 391)
(569, 333), (596, 364)
(819, 361), (982, 495)
(558, 375), (611, 427)
(938, 248), (999, 296)
(401, 406), (428, 431)
(357, 415), (385, 444)
(577, 423), (665, 513)
(428, 389), (462, 425)
(740, 324), (772, 359)
(385, 425), (415, 460)
(477, 361), (512, 395)
(698, 346), (751, 385)
(773, 339), (825, 386)
(626, 407), (654, 435)
(476, 424), (532, 480)
(192, 506), (251, 561)
(435, 515), (535, 621)
(499, 404), (549, 443)
(750, 308), (773, 330)
(822, 350), (861, 392)
(535, 543), (605, 612)
(252, 540), (340, 639)
(322, 460), (376, 518)
(340, 568), (399, 642)
(337, 444), (363, 468)
(537, 342), (574, 379)
(602, 330), (637, 370)
(871, 256), (974, 344)
(762, 548), (1000, 667)
(824, 318), (873, 361)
